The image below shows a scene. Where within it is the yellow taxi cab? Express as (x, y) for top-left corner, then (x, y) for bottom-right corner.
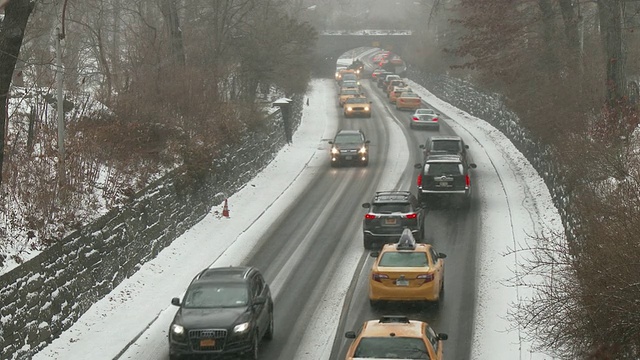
(369, 229), (446, 307)
(389, 85), (411, 104)
(344, 315), (448, 360)
(343, 95), (372, 118)
(338, 69), (358, 83)
(385, 79), (405, 95)
(339, 88), (362, 107)
(396, 91), (422, 111)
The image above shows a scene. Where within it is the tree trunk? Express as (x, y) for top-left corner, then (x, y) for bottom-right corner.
(598, 0), (625, 105)
(558, 0), (581, 74)
(537, 0), (559, 72)
(158, 0), (185, 66)
(0, 0), (35, 187)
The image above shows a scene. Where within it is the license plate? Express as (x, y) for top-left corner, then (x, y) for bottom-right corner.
(385, 218), (397, 225)
(345, 156), (353, 160)
(396, 279), (409, 286)
(200, 339), (215, 347)
(439, 181), (449, 187)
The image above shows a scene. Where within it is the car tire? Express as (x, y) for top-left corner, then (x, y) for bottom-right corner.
(363, 237), (372, 250)
(264, 309), (274, 341)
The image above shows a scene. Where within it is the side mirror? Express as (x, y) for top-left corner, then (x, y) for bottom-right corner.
(465, 145), (469, 149)
(419, 144), (425, 149)
(328, 141), (333, 144)
(253, 296), (267, 306)
(469, 163), (477, 169)
(171, 297), (181, 306)
(438, 252), (447, 259)
(370, 251), (380, 258)
(365, 140), (371, 144)
(345, 331), (357, 339)
(437, 333), (449, 341)
(436, 113), (441, 116)
(362, 202), (370, 208)
(414, 163), (422, 169)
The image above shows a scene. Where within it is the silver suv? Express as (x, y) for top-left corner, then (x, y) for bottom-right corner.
(361, 191), (425, 249)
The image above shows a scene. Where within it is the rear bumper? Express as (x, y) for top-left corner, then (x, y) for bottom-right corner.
(369, 281), (439, 302)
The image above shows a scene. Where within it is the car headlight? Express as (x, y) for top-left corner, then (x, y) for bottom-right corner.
(364, 106), (370, 111)
(359, 146), (367, 154)
(234, 322), (250, 333)
(331, 147), (340, 154)
(171, 324), (184, 337)
(347, 107), (353, 111)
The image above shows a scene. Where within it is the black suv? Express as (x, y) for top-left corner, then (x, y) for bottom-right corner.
(329, 129), (370, 167)
(420, 136), (469, 163)
(415, 154), (477, 207)
(361, 191), (425, 249)
(168, 266), (273, 360)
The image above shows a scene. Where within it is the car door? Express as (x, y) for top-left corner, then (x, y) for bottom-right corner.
(250, 274), (269, 337)
(430, 248), (444, 291)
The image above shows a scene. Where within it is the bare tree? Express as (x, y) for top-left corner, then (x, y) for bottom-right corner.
(0, 0), (36, 187)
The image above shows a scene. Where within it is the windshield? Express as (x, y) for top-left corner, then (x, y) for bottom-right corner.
(354, 337), (430, 359)
(341, 89), (359, 95)
(335, 134), (363, 144)
(342, 82), (358, 88)
(346, 98), (368, 104)
(372, 203), (410, 214)
(379, 252), (429, 267)
(425, 163), (462, 176)
(432, 141), (460, 152)
(183, 283), (249, 308)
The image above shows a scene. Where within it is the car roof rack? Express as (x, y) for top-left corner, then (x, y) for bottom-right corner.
(373, 191), (411, 202)
(375, 190), (411, 196)
(396, 229), (417, 250)
(379, 315), (411, 324)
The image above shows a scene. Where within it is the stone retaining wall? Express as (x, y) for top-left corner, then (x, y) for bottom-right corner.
(0, 96), (302, 360)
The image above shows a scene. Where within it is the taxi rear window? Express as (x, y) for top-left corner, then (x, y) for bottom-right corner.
(379, 252), (428, 267)
(354, 337), (430, 359)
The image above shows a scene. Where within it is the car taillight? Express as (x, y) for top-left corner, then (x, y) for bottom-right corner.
(372, 273), (389, 282)
(405, 213), (417, 219)
(412, 117), (419, 121)
(365, 213), (376, 220)
(433, 117), (438, 122)
(417, 273), (435, 282)
(465, 174), (470, 187)
(417, 173), (422, 187)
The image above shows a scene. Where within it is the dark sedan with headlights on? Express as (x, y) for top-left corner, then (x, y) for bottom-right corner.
(168, 266), (274, 360)
(329, 129), (370, 167)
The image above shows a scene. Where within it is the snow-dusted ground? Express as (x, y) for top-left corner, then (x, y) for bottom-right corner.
(32, 77), (562, 359)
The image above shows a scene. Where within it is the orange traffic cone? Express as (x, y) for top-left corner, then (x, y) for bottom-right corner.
(222, 199), (230, 218)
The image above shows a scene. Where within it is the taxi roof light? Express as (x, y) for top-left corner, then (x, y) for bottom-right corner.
(396, 228), (417, 250)
(379, 315), (410, 324)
